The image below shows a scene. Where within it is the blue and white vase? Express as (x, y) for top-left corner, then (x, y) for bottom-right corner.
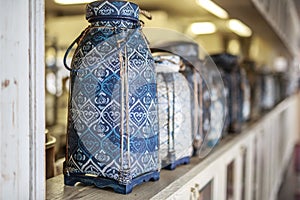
(203, 61), (228, 141)
(241, 60), (262, 119)
(154, 53), (193, 170)
(211, 53), (243, 133)
(63, 0), (160, 194)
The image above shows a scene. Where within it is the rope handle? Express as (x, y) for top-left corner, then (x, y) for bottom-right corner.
(63, 26), (91, 71)
(151, 48), (198, 71)
(140, 9), (152, 20)
(63, 38), (77, 71)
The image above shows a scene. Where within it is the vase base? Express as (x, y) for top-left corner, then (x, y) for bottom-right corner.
(64, 171), (160, 194)
(163, 156), (190, 170)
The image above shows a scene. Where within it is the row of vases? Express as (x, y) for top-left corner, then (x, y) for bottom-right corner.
(241, 60), (289, 117)
(62, 0), (258, 194)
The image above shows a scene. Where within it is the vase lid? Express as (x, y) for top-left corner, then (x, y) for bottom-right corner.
(153, 53), (181, 73)
(86, 0), (139, 23)
(152, 41), (199, 59)
(210, 53), (239, 72)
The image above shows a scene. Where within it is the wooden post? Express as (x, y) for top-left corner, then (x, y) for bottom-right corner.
(0, 0), (45, 199)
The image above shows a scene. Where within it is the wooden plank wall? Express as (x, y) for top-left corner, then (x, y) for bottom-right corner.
(0, 0), (45, 199)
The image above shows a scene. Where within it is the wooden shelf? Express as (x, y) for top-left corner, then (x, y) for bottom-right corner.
(46, 135), (236, 200)
(47, 94), (300, 200)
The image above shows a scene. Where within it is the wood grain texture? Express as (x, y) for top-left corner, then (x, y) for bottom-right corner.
(29, 0), (46, 199)
(0, 1), (30, 199)
(0, 0), (45, 199)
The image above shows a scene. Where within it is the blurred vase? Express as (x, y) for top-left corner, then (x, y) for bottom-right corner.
(240, 67), (251, 122)
(154, 53), (193, 170)
(241, 60), (262, 120)
(259, 70), (276, 111)
(152, 41), (218, 155)
(202, 59), (229, 140)
(211, 53), (243, 133)
(273, 72), (289, 103)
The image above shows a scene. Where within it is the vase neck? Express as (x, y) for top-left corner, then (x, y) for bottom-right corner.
(90, 19), (140, 29)
(86, 1), (140, 29)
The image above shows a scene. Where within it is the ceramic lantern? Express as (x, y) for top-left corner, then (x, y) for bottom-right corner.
(241, 60), (262, 120)
(63, 0), (160, 194)
(259, 70), (276, 110)
(205, 62), (229, 139)
(152, 41), (214, 155)
(153, 41), (227, 154)
(240, 67), (251, 122)
(211, 53), (243, 133)
(154, 53), (193, 170)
